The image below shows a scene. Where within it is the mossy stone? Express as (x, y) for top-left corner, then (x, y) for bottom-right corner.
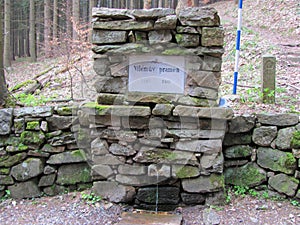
(225, 163), (267, 187)
(26, 121), (40, 130)
(0, 152), (27, 167)
(173, 165), (200, 178)
(291, 131), (300, 149)
(56, 163), (91, 185)
(20, 131), (45, 147)
(0, 168), (10, 175)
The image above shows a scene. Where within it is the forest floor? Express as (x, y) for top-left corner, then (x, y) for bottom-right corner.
(1, 0), (300, 225)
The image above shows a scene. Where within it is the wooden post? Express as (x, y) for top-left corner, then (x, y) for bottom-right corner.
(262, 55), (276, 104)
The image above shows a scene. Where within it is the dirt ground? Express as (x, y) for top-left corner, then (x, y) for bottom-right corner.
(1, 190), (300, 225)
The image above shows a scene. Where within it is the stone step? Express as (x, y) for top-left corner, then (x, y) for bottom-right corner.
(117, 212), (182, 225)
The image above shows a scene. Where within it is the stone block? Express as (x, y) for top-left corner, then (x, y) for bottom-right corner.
(149, 30), (172, 44)
(133, 148), (198, 165)
(152, 104), (174, 116)
(136, 187), (180, 204)
(224, 163), (267, 187)
(275, 127), (296, 150)
(11, 158), (44, 181)
(201, 27), (224, 47)
(93, 56), (110, 76)
(172, 165), (200, 178)
(92, 30), (127, 44)
(93, 20), (153, 31)
(269, 173), (299, 197)
(174, 139), (222, 154)
(93, 181), (135, 203)
(173, 106), (233, 120)
(154, 15), (177, 30)
(200, 152), (224, 174)
(202, 55), (222, 72)
(224, 145), (253, 158)
(0, 152), (27, 168)
(188, 87), (219, 100)
(223, 133), (252, 146)
(253, 126), (277, 146)
(181, 193), (205, 204)
(14, 118), (25, 134)
(182, 174), (224, 193)
(91, 165), (114, 178)
(14, 106), (53, 118)
(132, 8), (175, 19)
(176, 26), (198, 34)
(187, 71), (221, 89)
(175, 34), (200, 47)
(257, 114), (299, 126)
(47, 150), (87, 164)
(38, 174), (56, 187)
(109, 143), (136, 156)
(46, 115), (73, 131)
(118, 164), (147, 175)
(8, 179), (41, 199)
(257, 147), (297, 174)
(228, 115), (256, 133)
(56, 163), (91, 185)
(94, 77), (127, 94)
(178, 7), (220, 27)
(0, 108), (13, 135)
(0, 175), (14, 185)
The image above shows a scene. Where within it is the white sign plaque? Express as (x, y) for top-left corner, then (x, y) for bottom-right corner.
(128, 55), (185, 94)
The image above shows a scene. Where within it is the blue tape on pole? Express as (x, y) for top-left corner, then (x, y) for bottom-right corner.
(233, 0), (243, 94)
(236, 30), (241, 50)
(239, 0), (243, 9)
(233, 71), (238, 94)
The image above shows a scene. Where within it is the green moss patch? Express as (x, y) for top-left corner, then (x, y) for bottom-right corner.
(291, 131), (300, 149)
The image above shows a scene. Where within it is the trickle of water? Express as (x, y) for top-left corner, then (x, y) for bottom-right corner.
(155, 170), (159, 214)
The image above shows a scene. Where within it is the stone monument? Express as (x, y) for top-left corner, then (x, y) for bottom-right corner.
(78, 6), (233, 210)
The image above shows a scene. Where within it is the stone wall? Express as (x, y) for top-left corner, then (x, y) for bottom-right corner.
(1, 107), (299, 208)
(224, 114), (300, 199)
(0, 106), (92, 199)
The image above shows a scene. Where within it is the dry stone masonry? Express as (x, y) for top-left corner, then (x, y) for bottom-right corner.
(0, 107), (299, 207)
(0, 6), (299, 211)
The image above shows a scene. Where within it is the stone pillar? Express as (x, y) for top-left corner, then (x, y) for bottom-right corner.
(261, 55), (276, 104)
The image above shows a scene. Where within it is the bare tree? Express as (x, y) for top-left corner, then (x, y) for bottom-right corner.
(4, 0), (11, 67)
(72, 0), (80, 40)
(29, 0), (36, 62)
(53, 0), (58, 40)
(44, 0), (51, 56)
(0, 12), (8, 107)
(66, 0), (73, 38)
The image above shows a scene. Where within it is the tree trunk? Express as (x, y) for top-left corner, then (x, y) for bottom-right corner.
(72, 0), (80, 40)
(144, 0), (151, 9)
(158, 0), (163, 8)
(44, 0), (51, 56)
(4, 0), (11, 67)
(0, 13), (8, 107)
(66, 0), (72, 38)
(89, 0), (96, 42)
(176, 0), (194, 13)
(53, 0), (58, 41)
(120, 0), (126, 8)
(29, 0), (37, 62)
